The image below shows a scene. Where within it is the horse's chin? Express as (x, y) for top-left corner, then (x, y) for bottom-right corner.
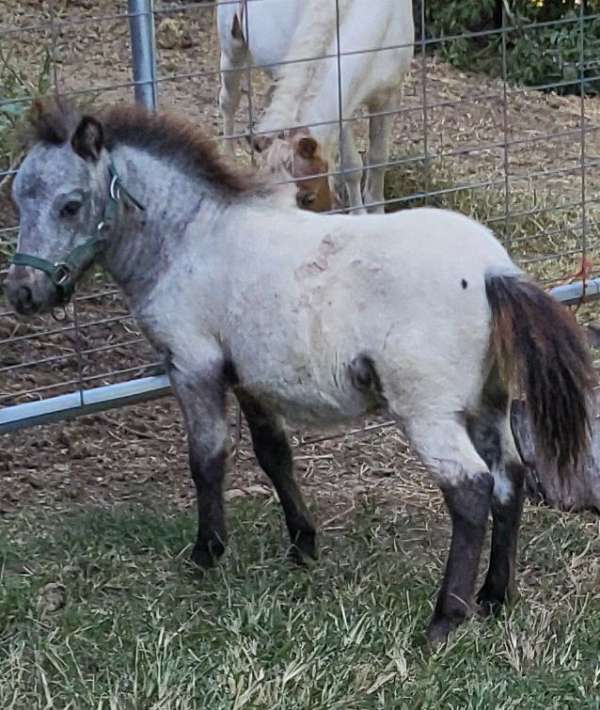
(13, 298), (57, 318)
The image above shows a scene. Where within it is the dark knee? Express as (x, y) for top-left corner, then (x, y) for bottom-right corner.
(188, 447), (228, 527)
(189, 446), (227, 482)
(238, 393), (292, 468)
(253, 425), (292, 471)
(443, 473), (493, 528)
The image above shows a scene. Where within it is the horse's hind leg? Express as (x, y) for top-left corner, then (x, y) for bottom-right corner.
(236, 391), (317, 563)
(467, 368), (526, 614)
(406, 417), (493, 643)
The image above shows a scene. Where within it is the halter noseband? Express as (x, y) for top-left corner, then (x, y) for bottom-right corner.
(11, 158), (144, 305)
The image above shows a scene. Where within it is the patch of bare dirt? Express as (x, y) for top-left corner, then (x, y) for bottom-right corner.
(1, 393), (438, 534)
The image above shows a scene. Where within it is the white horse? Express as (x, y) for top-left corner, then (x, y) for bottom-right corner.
(216, 0), (414, 213)
(7, 101), (592, 644)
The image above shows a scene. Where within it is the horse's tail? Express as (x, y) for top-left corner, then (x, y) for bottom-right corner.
(485, 272), (594, 478)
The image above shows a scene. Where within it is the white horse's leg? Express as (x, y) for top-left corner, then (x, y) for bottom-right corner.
(404, 416), (493, 644)
(363, 93), (395, 214)
(339, 125), (366, 214)
(219, 46), (249, 157)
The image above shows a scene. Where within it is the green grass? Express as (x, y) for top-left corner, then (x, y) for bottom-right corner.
(0, 498), (598, 709)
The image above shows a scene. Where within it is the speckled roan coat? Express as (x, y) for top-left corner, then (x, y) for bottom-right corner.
(6, 102), (593, 644)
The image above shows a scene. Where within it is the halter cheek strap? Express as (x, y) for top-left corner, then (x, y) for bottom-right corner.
(11, 158), (144, 305)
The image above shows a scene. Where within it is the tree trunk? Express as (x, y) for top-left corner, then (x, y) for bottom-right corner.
(511, 396), (600, 513)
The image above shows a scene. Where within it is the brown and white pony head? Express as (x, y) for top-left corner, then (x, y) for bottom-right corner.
(255, 129), (336, 213)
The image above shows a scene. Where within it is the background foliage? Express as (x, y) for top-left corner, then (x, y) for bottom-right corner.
(417, 0), (600, 93)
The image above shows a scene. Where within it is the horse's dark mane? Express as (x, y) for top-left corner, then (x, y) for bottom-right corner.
(28, 98), (255, 194)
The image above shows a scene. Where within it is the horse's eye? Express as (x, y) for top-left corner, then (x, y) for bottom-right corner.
(299, 192), (317, 208)
(60, 200), (82, 218)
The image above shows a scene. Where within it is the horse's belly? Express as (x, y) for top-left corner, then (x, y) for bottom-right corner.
(255, 389), (363, 428)
(246, 1), (304, 71)
(234, 359), (371, 428)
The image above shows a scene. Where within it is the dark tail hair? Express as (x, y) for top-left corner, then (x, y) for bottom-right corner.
(485, 273), (595, 478)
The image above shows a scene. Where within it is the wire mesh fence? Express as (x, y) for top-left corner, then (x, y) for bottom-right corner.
(1, 0), (599, 432)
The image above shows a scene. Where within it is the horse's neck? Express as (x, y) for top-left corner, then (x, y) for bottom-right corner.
(101, 146), (221, 308)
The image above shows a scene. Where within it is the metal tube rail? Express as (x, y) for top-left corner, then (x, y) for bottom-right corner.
(127, 0), (158, 110)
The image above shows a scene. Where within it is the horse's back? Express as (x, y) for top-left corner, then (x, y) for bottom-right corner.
(331, 207), (517, 350)
(327, 207), (515, 284)
(217, 0), (305, 72)
(305, 0), (414, 116)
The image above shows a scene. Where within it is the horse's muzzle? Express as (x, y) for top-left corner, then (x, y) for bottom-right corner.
(5, 264), (59, 316)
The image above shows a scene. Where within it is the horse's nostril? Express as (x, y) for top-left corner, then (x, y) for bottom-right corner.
(13, 284), (39, 315)
(18, 285), (33, 307)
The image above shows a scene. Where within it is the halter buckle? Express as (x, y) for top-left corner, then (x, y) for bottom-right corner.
(53, 262), (72, 286)
(109, 174), (120, 201)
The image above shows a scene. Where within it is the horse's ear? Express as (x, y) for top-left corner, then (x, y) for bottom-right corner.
(297, 136), (318, 160)
(71, 116), (104, 162)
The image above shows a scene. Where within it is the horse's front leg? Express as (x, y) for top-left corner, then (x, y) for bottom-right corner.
(170, 360), (229, 568)
(236, 390), (317, 563)
(339, 126), (366, 215)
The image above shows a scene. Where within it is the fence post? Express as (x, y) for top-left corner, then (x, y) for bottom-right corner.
(128, 0), (158, 109)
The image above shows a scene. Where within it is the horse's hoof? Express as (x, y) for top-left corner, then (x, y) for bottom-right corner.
(476, 598), (501, 618)
(424, 617), (453, 647)
(476, 587), (507, 617)
(287, 545), (317, 567)
(425, 609), (472, 647)
(287, 529), (318, 566)
(191, 539), (226, 569)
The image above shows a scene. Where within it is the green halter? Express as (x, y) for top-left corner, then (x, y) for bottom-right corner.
(11, 159), (144, 305)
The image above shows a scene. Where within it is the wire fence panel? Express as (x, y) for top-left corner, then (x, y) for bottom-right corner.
(0, 0), (167, 428)
(1, 0), (599, 432)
